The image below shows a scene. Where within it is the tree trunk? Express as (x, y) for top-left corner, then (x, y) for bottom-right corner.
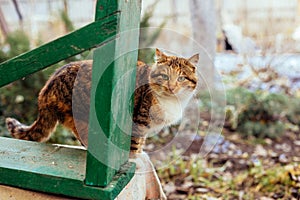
(189, 0), (216, 87)
(0, 6), (9, 39)
(12, 0), (23, 28)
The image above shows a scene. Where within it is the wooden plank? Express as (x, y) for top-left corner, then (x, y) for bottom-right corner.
(85, 0), (141, 187)
(94, 0), (118, 21)
(0, 14), (118, 88)
(0, 0), (141, 196)
(0, 137), (135, 200)
(0, 138), (86, 180)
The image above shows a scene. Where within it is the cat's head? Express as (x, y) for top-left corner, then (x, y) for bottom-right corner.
(149, 49), (198, 98)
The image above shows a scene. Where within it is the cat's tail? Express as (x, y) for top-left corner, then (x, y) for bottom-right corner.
(6, 109), (58, 142)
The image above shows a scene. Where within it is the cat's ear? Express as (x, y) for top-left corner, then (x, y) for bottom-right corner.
(155, 48), (167, 62)
(188, 53), (199, 65)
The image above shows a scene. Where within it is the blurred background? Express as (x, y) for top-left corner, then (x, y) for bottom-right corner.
(0, 0), (300, 199)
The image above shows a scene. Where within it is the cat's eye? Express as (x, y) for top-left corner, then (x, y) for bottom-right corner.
(177, 76), (186, 82)
(161, 74), (169, 80)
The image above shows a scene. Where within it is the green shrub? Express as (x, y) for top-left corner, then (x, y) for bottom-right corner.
(226, 88), (288, 138)
(286, 97), (300, 126)
(239, 120), (285, 138)
(6, 30), (30, 59)
(198, 87), (290, 138)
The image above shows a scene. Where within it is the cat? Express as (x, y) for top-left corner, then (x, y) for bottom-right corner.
(5, 49), (198, 152)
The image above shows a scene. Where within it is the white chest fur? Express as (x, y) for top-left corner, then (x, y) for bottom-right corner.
(146, 97), (184, 137)
(145, 92), (194, 136)
(158, 97), (182, 125)
(157, 94), (191, 125)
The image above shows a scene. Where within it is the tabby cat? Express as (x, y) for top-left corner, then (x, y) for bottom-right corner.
(6, 49), (198, 151)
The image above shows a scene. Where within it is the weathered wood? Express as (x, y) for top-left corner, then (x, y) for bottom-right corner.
(0, 14), (118, 87)
(85, 0), (141, 187)
(0, 137), (135, 200)
(0, 0), (142, 198)
(94, 0), (119, 21)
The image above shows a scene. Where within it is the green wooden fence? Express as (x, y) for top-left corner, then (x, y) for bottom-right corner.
(0, 0), (141, 199)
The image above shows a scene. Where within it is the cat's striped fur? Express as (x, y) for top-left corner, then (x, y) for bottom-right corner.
(6, 49), (198, 152)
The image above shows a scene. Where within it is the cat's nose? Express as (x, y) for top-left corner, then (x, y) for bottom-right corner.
(169, 85), (176, 93)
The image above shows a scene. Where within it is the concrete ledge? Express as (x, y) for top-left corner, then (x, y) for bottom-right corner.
(0, 185), (75, 200)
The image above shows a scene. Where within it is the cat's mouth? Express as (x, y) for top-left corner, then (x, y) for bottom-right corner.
(168, 87), (176, 94)
(164, 88), (194, 99)
(162, 88), (178, 97)
(153, 85), (185, 97)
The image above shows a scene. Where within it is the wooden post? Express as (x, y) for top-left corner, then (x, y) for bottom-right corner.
(85, 0), (141, 187)
(0, 0), (142, 199)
